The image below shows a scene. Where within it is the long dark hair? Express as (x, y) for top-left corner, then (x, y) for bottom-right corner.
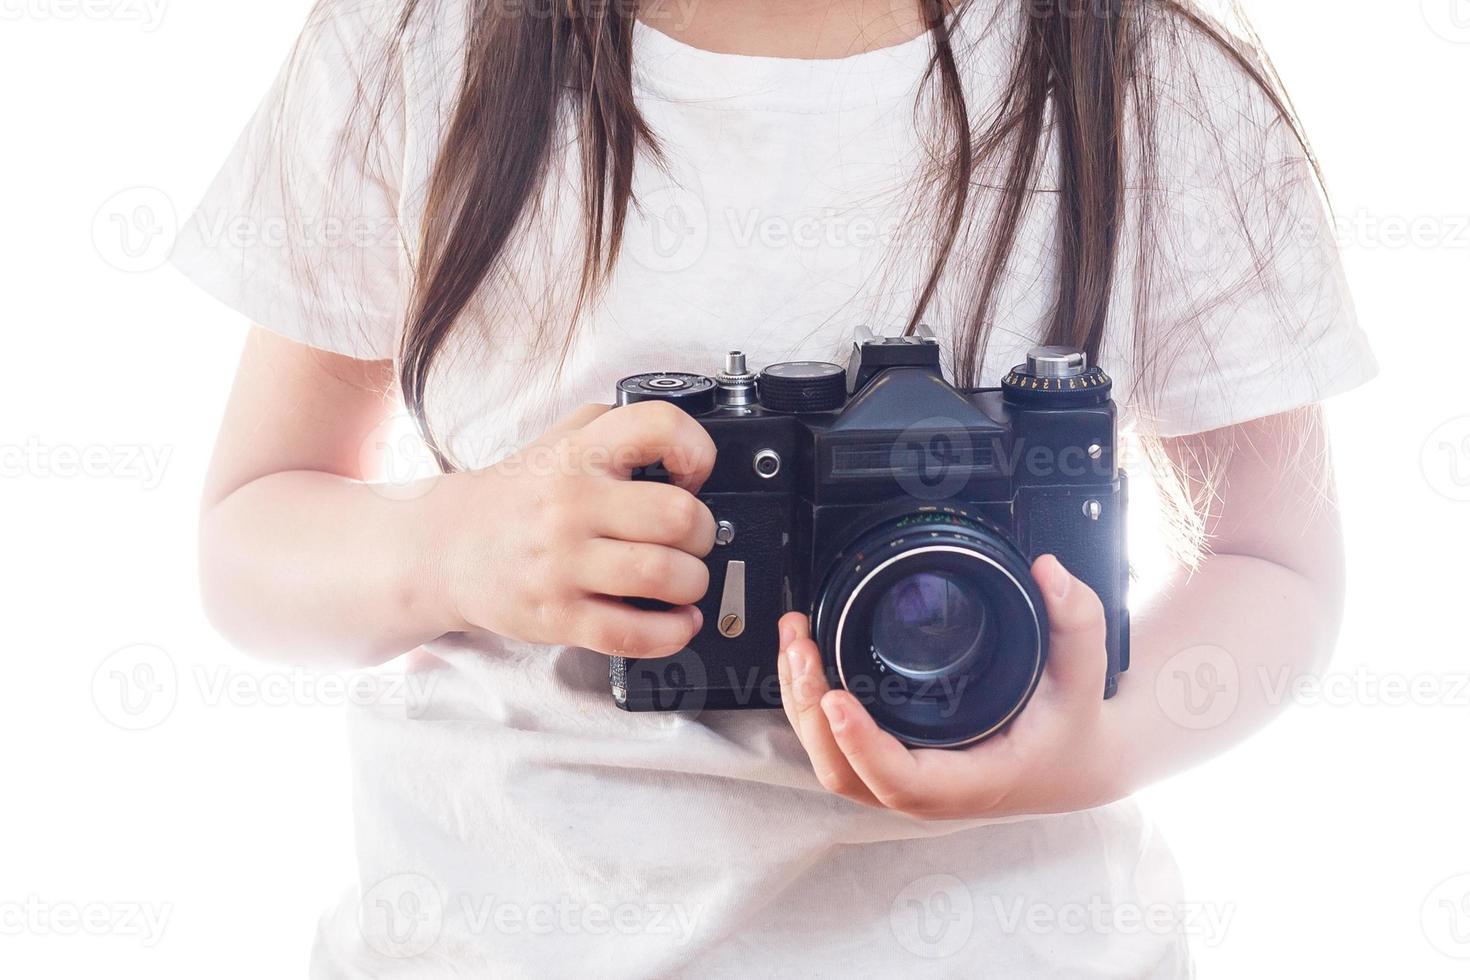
(301, 0), (1321, 557)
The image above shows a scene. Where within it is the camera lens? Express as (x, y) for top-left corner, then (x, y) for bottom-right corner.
(870, 571), (989, 680)
(811, 510), (1047, 748)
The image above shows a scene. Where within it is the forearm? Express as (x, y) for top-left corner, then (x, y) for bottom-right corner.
(200, 469), (461, 667)
(1103, 551), (1343, 793)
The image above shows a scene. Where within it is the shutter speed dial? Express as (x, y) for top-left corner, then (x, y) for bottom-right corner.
(1026, 346), (1087, 378)
(1002, 345), (1112, 406)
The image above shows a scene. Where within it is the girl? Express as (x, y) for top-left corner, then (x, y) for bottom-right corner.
(174, 0), (1376, 975)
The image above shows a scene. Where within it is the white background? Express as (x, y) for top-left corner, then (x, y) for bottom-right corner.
(0, 1), (1466, 976)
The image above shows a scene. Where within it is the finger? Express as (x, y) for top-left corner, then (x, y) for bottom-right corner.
(575, 540), (711, 607)
(819, 690), (932, 814)
(567, 597), (703, 659)
(592, 482), (717, 556)
(578, 401), (717, 492)
(825, 699), (1031, 819)
(778, 611), (805, 653)
(1030, 555), (1109, 708)
(776, 612), (808, 737)
(545, 402), (612, 436)
(775, 620), (880, 806)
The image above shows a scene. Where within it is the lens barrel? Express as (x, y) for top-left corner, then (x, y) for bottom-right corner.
(812, 510), (1047, 748)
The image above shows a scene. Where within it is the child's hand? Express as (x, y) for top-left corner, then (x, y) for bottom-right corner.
(437, 401), (718, 657)
(775, 554), (1123, 819)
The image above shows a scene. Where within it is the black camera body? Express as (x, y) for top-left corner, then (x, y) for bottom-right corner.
(610, 329), (1129, 747)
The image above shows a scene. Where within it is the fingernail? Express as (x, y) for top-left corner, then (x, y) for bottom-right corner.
(778, 620), (794, 649)
(794, 648), (826, 702)
(690, 607), (704, 632)
(1048, 557), (1072, 600)
(822, 697), (846, 732)
(786, 644), (808, 679)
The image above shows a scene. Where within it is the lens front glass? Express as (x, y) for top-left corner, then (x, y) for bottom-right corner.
(814, 511), (1047, 748)
(871, 571), (989, 679)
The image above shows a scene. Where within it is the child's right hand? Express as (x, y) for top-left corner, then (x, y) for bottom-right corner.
(435, 401), (718, 658)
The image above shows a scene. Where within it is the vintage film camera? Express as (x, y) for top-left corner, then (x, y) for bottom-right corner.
(609, 328), (1128, 747)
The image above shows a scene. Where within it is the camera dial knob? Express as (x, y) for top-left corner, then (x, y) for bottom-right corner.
(757, 361), (848, 414)
(1026, 346), (1087, 378)
(1002, 345), (1112, 405)
(715, 350), (759, 408)
(616, 372), (717, 415)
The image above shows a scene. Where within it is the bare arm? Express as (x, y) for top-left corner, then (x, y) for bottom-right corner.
(1107, 409), (1344, 788)
(775, 407), (1346, 817)
(199, 327), (449, 665)
(200, 326), (718, 668)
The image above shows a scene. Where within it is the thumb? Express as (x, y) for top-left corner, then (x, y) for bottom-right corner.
(1031, 554), (1109, 706)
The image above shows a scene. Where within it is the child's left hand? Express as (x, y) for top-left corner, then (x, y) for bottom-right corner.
(776, 554), (1125, 820)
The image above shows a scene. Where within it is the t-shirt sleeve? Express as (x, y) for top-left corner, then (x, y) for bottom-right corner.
(1109, 22), (1378, 437)
(170, 1), (407, 361)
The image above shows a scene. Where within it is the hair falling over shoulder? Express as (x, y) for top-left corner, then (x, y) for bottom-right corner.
(284, 0), (1328, 564)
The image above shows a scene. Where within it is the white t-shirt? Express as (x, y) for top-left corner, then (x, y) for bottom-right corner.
(172, 2), (1376, 977)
